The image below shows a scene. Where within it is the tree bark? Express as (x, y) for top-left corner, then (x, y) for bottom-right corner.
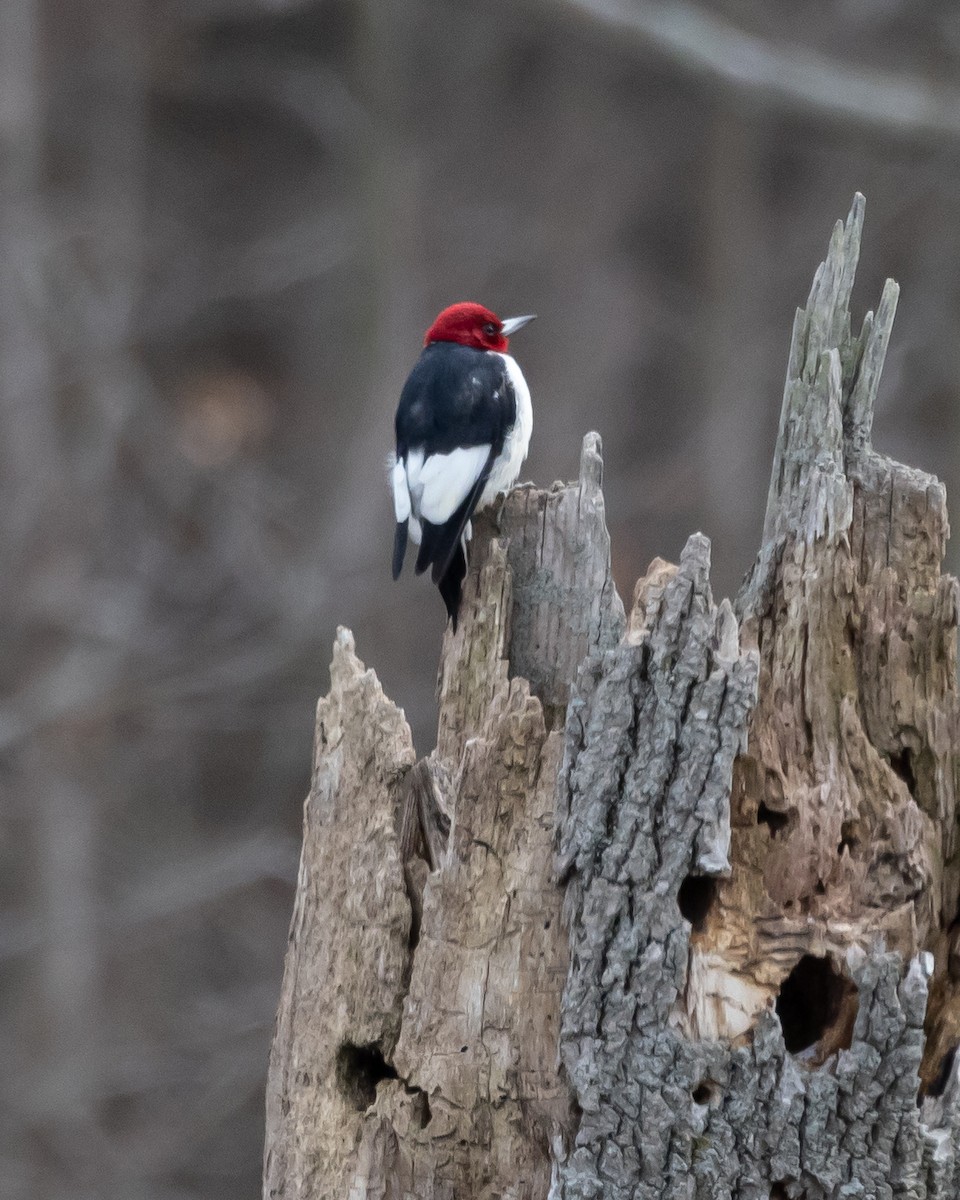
(264, 196), (960, 1199)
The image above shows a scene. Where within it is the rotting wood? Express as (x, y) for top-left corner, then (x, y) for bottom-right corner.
(264, 197), (960, 1200)
(554, 196), (960, 1200)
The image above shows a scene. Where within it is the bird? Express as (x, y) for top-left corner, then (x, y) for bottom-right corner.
(390, 302), (536, 630)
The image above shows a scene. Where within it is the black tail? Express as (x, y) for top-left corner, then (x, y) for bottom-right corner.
(414, 519), (467, 628)
(437, 543), (467, 631)
(413, 495), (471, 581)
(392, 520), (407, 580)
(414, 517), (444, 577)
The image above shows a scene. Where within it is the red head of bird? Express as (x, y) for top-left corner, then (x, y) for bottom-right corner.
(424, 302), (536, 354)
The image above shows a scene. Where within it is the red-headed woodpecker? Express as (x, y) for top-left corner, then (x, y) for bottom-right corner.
(390, 302), (536, 629)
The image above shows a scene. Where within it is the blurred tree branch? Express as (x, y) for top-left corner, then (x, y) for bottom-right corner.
(554, 0), (960, 142)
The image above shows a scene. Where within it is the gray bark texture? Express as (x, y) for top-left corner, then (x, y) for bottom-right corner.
(263, 197), (960, 1199)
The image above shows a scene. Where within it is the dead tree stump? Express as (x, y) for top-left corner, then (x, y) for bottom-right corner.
(263, 197), (960, 1200)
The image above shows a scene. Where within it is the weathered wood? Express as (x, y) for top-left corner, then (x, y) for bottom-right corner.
(264, 198), (960, 1200)
(264, 437), (622, 1198)
(262, 629), (416, 1199)
(554, 196), (960, 1199)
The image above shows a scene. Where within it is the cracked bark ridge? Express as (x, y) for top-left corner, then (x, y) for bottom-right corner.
(555, 534), (759, 1199)
(264, 438), (623, 1199)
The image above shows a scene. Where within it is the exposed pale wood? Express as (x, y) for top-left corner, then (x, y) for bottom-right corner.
(436, 431), (625, 758)
(262, 628), (416, 1199)
(732, 194), (959, 1055)
(264, 439), (622, 1198)
(264, 198), (960, 1199)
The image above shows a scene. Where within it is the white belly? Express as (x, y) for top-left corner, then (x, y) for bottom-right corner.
(480, 352), (532, 506)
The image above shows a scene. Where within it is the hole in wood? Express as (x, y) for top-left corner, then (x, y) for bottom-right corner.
(691, 1080), (718, 1105)
(948, 921), (960, 981)
(769, 1180), (809, 1199)
(775, 954), (859, 1058)
(408, 1086), (432, 1128)
(924, 1046), (957, 1099)
(678, 875), (718, 932)
(335, 1042), (398, 1111)
(837, 819), (860, 856)
(887, 748), (916, 797)
(542, 702), (567, 732)
(757, 801), (790, 837)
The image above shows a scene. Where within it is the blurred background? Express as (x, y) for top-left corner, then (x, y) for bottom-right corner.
(2, 1), (960, 1196)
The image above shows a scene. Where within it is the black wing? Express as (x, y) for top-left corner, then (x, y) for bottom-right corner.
(394, 342), (515, 458)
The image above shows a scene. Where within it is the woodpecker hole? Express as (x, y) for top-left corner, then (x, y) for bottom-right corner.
(837, 819), (860, 856)
(887, 748), (917, 797)
(924, 1046), (957, 1100)
(757, 801), (790, 837)
(775, 954), (859, 1057)
(541, 702), (567, 733)
(691, 1080), (718, 1106)
(409, 1087), (432, 1129)
(769, 1181), (808, 1200)
(678, 875), (718, 933)
(335, 1042), (397, 1111)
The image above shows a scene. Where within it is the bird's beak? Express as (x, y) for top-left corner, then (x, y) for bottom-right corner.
(500, 314), (537, 336)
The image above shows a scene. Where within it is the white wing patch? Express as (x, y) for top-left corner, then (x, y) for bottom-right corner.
(391, 457), (410, 522)
(405, 444), (490, 525)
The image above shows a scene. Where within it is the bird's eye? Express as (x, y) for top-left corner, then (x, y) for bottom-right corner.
(483, 322), (498, 337)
